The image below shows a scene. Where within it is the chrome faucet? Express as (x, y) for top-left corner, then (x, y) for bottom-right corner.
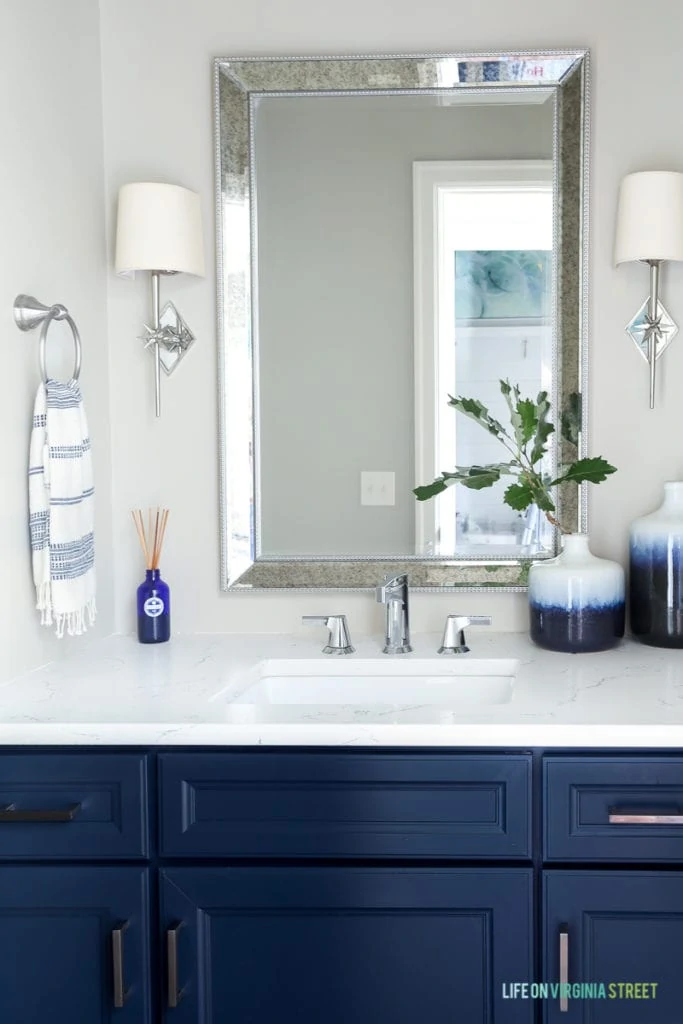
(302, 615), (355, 655)
(376, 573), (412, 654)
(438, 614), (492, 654)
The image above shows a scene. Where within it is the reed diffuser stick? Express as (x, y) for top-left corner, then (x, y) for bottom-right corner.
(131, 506), (170, 570)
(131, 510), (150, 568)
(156, 509), (170, 566)
(152, 507), (160, 568)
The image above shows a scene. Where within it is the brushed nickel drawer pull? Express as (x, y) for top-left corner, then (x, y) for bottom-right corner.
(559, 926), (569, 1013)
(167, 922), (184, 1008)
(0, 802), (81, 822)
(609, 811), (683, 824)
(112, 921), (130, 1008)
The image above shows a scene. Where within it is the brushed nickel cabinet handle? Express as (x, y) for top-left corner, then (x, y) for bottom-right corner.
(0, 802), (81, 822)
(609, 811), (683, 824)
(112, 921), (130, 1008)
(559, 926), (569, 1013)
(167, 922), (184, 1008)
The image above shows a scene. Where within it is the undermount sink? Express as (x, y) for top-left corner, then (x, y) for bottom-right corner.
(230, 658), (518, 709)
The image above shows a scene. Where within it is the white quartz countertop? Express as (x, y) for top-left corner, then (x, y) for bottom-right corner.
(2, 632), (683, 747)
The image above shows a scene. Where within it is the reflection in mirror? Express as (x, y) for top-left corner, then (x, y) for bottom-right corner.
(214, 52), (589, 588)
(414, 157), (554, 558)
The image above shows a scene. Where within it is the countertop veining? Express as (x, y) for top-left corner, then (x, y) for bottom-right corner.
(2, 632), (683, 746)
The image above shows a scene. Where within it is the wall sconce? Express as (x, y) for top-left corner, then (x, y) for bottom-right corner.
(614, 170), (683, 408)
(115, 182), (204, 417)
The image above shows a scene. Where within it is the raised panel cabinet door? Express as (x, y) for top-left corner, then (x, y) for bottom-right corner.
(161, 866), (533, 1024)
(0, 752), (149, 859)
(0, 866), (150, 1024)
(159, 752), (532, 859)
(544, 871), (683, 1023)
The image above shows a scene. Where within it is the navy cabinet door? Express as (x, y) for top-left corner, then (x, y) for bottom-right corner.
(161, 866), (533, 1024)
(544, 871), (683, 1023)
(0, 866), (150, 1024)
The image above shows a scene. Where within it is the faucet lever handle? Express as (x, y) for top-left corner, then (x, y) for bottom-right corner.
(438, 614), (492, 655)
(302, 615), (355, 656)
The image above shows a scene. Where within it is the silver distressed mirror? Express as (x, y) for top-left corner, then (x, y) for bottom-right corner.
(214, 51), (589, 589)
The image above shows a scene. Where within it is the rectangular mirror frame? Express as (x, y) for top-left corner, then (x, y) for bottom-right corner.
(214, 50), (590, 590)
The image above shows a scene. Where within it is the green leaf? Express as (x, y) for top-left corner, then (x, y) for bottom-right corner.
(458, 464), (515, 490)
(448, 395), (507, 440)
(500, 379), (524, 447)
(413, 479), (450, 501)
(551, 456), (617, 487)
(414, 464), (514, 501)
(504, 475), (556, 514)
(517, 398), (538, 447)
(561, 392), (582, 446)
(530, 391), (554, 464)
(504, 481), (535, 511)
(528, 482), (556, 513)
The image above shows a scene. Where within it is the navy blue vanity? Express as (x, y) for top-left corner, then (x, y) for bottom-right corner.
(1, 746), (681, 1023)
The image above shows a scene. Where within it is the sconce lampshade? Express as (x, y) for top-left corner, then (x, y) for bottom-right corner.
(115, 182), (205, 277)
(614, 171), (683, 265)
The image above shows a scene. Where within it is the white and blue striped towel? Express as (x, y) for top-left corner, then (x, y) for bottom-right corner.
(28, 379), (96, 637)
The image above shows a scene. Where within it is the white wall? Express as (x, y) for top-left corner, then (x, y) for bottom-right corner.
(0, 0), (114, 682)
(99, 0), (683, 639)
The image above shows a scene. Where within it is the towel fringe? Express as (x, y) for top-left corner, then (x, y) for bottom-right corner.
(53, 598), (97, 639)
(36, 581), (53, 626)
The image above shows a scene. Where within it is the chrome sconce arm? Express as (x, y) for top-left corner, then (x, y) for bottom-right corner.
(644, 259), (663, 411)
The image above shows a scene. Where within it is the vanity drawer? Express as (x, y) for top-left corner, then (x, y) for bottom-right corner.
(544, 756), (683, 862)
(159, 751), (532, 859)
(0, 753), (148, 859)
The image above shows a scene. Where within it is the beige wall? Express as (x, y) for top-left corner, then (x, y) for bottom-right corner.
(99, 0), (683, 638)
(0, 0), (114, 681)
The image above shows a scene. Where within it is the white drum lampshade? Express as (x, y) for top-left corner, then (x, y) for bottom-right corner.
(115, 182), (204, 277)
(614, 171), (683, 265)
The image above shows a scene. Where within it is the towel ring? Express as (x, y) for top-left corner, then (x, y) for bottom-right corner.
(39, 307), (81, 383)
(13, 294), (82, 383)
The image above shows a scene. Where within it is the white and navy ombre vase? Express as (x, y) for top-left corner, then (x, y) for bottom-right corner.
(528, 534), (625, 653)
(630, 481), (683, 647)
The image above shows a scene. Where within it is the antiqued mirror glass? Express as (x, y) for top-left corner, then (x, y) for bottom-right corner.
(214, 51), (589, 589)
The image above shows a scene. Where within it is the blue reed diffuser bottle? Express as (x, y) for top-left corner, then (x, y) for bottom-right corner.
(132, 507), (171, 644)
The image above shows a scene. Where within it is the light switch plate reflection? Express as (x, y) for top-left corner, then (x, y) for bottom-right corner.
(360, 471), (396, 506)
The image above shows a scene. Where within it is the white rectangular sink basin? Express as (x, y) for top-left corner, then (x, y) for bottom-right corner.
(231, 658), (518, 709)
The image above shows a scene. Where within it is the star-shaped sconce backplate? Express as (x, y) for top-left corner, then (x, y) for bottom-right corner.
(139, 301), (196, 376)
(626, 298), (678, 363)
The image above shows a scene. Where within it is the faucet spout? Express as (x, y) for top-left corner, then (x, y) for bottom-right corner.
(376, 573), (412, 654)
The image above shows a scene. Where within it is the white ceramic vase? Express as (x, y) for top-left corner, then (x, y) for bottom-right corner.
(528, 533), (625, 653)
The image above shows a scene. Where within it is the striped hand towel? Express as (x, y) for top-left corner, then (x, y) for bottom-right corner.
(28, 379), (96, 637)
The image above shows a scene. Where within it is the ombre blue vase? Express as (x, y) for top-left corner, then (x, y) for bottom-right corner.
(528, 534), (625, 653)
(137, 569), (170, 644)
(630, 481), (683, 647)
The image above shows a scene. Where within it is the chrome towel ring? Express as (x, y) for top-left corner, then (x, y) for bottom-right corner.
(13, 294), (82, 382)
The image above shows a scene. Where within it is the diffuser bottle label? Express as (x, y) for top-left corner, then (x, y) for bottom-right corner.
(144, 596), (165, 618)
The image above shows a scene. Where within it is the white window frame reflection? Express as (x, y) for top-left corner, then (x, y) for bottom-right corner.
(413, 159), (553, 557)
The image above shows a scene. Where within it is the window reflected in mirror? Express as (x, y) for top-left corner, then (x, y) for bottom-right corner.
(414, 158), (554, 558)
